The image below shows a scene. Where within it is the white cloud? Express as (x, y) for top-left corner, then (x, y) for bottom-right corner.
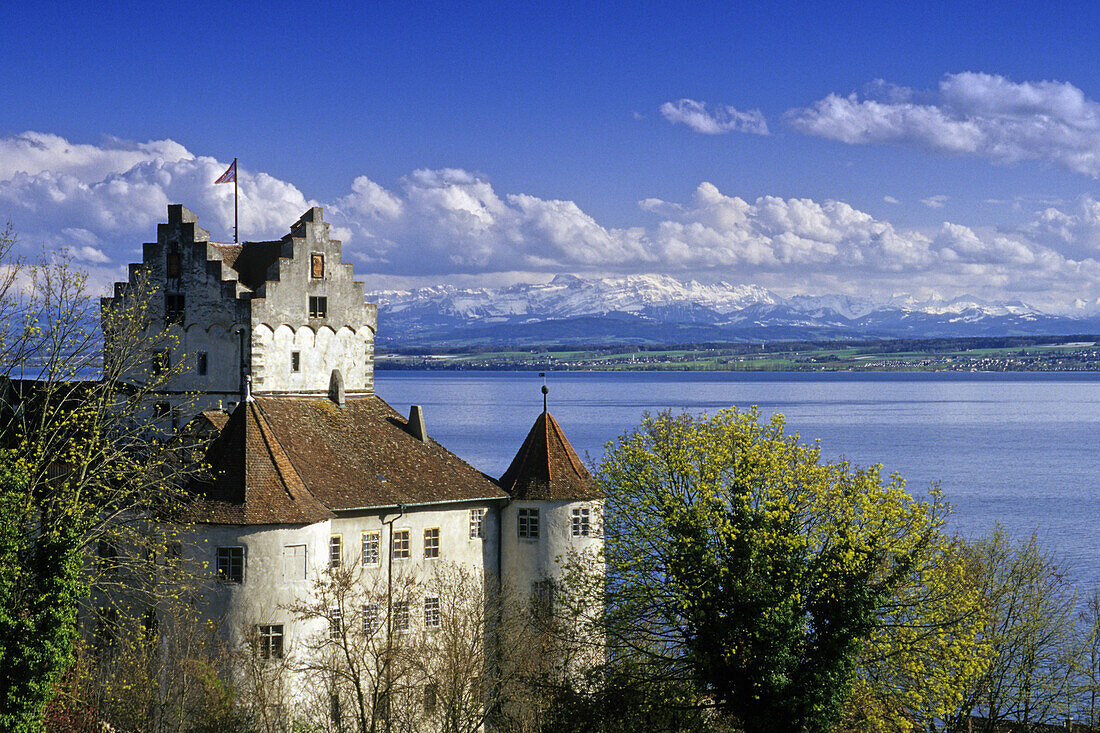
(883, 196), (899, 204)
(660, 99), (769, 135)
(921, 195), (949, 208)
(788, 72), (1100, 176)
(6, 131), (1100, 308)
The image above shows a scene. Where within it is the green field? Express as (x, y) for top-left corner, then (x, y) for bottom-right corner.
(376, 336), (1100, 372)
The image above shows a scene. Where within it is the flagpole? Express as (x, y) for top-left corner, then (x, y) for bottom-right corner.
(233, 157), (239, 243)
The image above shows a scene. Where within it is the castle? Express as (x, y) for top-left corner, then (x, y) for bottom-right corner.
(102, 205), (604, 723)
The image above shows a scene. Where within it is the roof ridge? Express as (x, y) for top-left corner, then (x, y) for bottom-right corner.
(547, 412), (585, 478)
(250, 400), (310, 505)
(543, 411), (552, 483)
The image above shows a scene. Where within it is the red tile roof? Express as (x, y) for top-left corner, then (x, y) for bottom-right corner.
(499, 411), (602, 501)
(191, 396), (507, 525)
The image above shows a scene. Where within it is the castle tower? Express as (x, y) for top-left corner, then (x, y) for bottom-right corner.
(498, 387), (603, 609)
(102, 205), (377, 428)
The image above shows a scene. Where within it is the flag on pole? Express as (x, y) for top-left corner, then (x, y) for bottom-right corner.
(214, 160), (237, 184)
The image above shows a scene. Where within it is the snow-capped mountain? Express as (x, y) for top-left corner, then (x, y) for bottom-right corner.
(367, 274), (1097, 347)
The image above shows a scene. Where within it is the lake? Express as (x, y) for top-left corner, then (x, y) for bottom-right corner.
(375, 370), (1100, 589)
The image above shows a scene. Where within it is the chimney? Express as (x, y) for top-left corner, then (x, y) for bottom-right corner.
(408, 405), (427, 442)
(328, 369), (345, 407)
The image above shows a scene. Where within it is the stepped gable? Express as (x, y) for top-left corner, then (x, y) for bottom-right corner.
(499, 411), (602, 501)
(192, 396), (507, 524)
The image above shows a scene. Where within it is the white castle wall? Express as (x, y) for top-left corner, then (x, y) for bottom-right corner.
(500, 499), (603, 596)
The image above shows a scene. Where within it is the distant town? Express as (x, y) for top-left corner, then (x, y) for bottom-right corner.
(376, 335), (1100, 372)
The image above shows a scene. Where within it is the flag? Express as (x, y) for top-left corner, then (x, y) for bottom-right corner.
(214, 160), (236, 184)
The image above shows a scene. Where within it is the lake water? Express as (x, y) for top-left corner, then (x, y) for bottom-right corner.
(375, 370), (1100, 589)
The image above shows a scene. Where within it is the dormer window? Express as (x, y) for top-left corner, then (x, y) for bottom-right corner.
(309, 296), (327, 319)
(311, 253), (325, 279)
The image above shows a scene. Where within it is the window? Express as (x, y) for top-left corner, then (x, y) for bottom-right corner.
(163, 541), (181, 564)
(362, 531), (380, 566)
(171, 407), (181, 431)
(518, 508), (540, 539)
(291, 351), (300, 372)
(151, 350), (169, 377)
(311, 253), (325, 279)
(363, 604), (380, 635)
(393, 601), (410, 631)
(197, 352), (208, 376)
(329, 535), (342, 568)
(470, 508), (485, 539)
(165, 293), (185, 325)
(166, 251), (180, 278)
(330, 694), (341, 728)
(572, 507), (590, 537)
(282, 544), (306, 580)
(532, 580), (555, 621)
(392, 529), (410, 559)
(258, 625), (284, 659)
(425, 596), (440, 628)
(424, 684), (438, 713)
(424, 528), (440, 559)
(329, 609), (342, 639)
(216, 546), (244, 583)
(154, 402), (169, 422)
(98, 539), (118, 575)
(309, 296), (327, 318)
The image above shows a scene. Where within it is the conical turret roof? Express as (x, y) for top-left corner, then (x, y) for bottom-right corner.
(499, 411), (602, 501)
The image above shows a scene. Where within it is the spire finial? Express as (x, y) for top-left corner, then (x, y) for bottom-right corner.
(540, 372), (548, 414)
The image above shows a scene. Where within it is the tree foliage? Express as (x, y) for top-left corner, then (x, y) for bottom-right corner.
(0, 224), (198, 731)
(596, 407), (950, 733)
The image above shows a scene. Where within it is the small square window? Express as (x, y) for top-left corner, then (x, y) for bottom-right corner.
(532, 580), (555, 621)
(311, 253), (325, 279)
(309, 296), (327, 319)
(153, 401), (170, 422)
(518, 508), (540, 539)
(424, 528), (440, 559)
(362, 531), (380, 566)
(425, 596), (440, 628)
(165, 293), (185, 325)
(291, 351), (300, 373)
(258, 624), (284, 659)
(151, 350), (169, 377)
(197, 352), (208, 376)
(392, 529), (410, 559)
(216, 546), (244, 583)
(470, 508), (485, 539)
(393, 601), (410, 631)
(329, 535), (342, 568)
(329, 608), (342, 639)
(363, 604), (381, 635)
(572, 507), (590, 537)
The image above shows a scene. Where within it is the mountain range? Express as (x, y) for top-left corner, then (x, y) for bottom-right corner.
(367, 274), (1100, 348)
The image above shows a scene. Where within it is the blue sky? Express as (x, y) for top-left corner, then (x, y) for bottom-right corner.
(5, 0), (1100, 309)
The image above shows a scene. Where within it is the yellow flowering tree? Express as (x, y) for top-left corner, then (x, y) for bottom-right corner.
(596, 407), (950, 733)
(0, 224), (199, 731)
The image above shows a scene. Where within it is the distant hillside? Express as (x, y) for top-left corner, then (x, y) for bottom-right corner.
(367, 274), (1100, 347)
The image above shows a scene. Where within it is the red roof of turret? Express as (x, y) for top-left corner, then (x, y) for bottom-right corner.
(499, 411), (602, 501)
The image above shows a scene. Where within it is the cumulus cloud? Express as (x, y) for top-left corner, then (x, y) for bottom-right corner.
(921, 195), (949, 208)
(6, 130), (1100, 307)
(788, 72), (1100, 176)
(660, 99), (769, 135)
